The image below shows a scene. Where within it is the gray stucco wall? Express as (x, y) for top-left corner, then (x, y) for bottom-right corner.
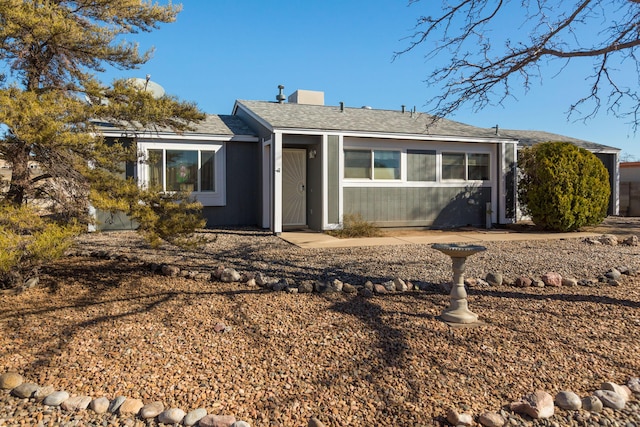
(344, 186), (491, 228)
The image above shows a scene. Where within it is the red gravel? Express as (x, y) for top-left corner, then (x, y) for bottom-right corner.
(1, 229), (639, 426)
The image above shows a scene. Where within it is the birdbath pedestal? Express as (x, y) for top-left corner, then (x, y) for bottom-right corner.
(432, 243), (486, 324)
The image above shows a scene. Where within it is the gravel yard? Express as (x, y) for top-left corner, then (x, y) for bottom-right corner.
(1, 221), (640, 426)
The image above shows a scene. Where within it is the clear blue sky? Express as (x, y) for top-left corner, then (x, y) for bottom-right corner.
(102, 1), (640, 158)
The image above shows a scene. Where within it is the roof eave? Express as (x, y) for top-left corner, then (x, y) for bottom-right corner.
(270, 127), (517, 143)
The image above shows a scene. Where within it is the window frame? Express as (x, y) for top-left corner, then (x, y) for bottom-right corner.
(343, 148), (402, 181)
(138, 141), (226, 206)
(441, 151), (491, 182)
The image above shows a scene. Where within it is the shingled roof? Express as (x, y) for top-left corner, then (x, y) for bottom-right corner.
(96, 114), (257, 138)
(237, 100), (620, 152)
(236, 100), (507, 140)
(499, 129), (619, 152)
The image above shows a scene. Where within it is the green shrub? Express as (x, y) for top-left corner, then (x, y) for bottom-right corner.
(518, 141), (610, 231)
(0, 204), (81, 288)
(327, 213), (382, 238)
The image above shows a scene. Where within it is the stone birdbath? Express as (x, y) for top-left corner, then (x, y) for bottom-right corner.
(432, 243), (486, 324)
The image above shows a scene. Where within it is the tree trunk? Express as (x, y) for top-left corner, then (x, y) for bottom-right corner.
(5, 142), (31, 206)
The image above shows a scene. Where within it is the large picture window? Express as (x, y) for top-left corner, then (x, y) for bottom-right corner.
(141, 142), (225, 206)
(344, 149), (400, 180)
(148, 149), (216, 192)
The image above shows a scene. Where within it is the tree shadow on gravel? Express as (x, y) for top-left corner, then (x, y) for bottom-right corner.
(473, 288), (640, 309)
(328, 297), (411, 367)
(322, 293), (447, 423)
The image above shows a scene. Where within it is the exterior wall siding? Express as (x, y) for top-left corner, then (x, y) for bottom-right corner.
(202, 141), (260, 226)
(344, 186), (491, 228)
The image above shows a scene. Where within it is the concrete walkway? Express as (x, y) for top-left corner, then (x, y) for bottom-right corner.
(280, 228), (601, 249)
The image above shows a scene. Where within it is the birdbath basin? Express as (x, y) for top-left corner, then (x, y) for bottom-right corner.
(432, 243), (486, 324)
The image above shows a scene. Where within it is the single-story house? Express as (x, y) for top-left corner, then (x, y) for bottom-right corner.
(98, 88), (620, 233)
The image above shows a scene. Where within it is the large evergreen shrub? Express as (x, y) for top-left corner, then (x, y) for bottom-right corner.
(0, 205), (81, 289)
(518, 142), (610, 231)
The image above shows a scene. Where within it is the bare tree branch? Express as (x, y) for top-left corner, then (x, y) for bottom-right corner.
(399, 0), (640, 130)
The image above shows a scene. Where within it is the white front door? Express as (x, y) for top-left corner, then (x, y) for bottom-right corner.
(282, 148), (307, 226)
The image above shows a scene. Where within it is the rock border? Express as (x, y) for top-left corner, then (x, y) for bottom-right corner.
(0, 371), (249, 426)
(59, 233), (640, 299)
(1, 371), (639, 427)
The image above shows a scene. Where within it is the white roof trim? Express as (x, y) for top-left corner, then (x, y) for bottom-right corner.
(99, 129), (257, 143)
(264, 127), (517, 144)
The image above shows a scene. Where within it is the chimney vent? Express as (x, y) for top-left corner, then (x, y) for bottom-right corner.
(401, 105), (405, 113)
(340, 101), (344, 112)
(276, 85), (286, 103)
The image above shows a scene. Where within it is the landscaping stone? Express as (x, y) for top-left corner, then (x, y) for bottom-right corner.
(582, 395), (603, 412)
(108, 395), (126, 413)
(514, 276), (532, 287)
(220, 268), (242, 282)
(33, 385), (54, 402)
(11, 382), (39, 398)
(601, 381), (630, 401)
(43, 390), (69, 406)
(541, 272), (562, 287)
(510, 391), (554, 419)
(198, 414), (236, 427)
(594, 389), (626, 410)
(446, 408), (473, 426)
(561, 277), (578, 287)
(61, 395), (91, 411)
(478, 411), (505, 427)
(0, 373), (23, 390)
(308, 417), (326, 427)
(158, 407), (186, 424)
(485, 272), (503, 286)
(118, 397), (143, 414)
(89, 396), (110, 414)
(161, 264), (180, 277)
(140, 402), (164, 418)
(555, 390), (582, 410)
(183, 407), (208, 426)
(599, 234), (618, 245)
(605, 268), (622, 280)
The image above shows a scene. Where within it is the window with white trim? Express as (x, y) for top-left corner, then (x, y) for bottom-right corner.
(344, 149), (400, 180)
(442, 152), (490, 181)
(140, 142), (226, 206)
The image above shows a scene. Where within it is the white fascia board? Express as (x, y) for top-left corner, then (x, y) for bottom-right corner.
(271, 128), (517, 144)
(99, 129), (256, 143)
(515, 145), (620, 155)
